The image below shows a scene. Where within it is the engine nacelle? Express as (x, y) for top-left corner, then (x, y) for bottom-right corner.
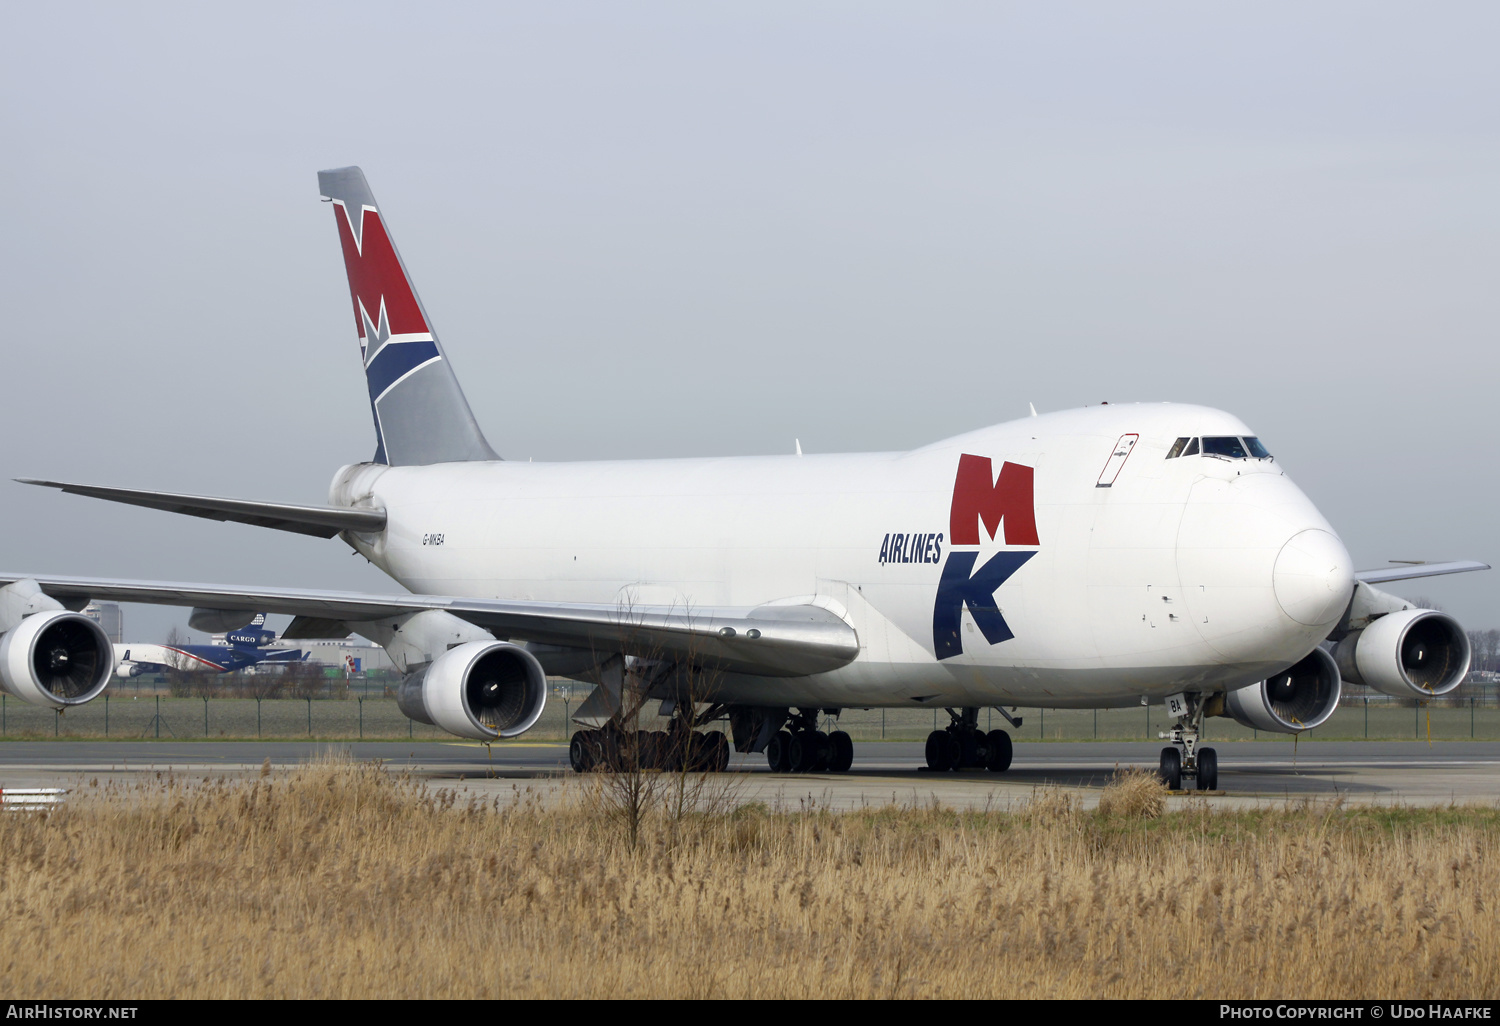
(1333, 609), (1470, 699)
(0, 610), (113, 709)
(1222, 646), (1342, 734)
(400, 641), (548, 740)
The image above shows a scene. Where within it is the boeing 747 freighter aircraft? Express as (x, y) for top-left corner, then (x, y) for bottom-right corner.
(0, 168), (1485, 788)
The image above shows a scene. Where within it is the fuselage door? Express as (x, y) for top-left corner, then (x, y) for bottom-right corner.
(1095, 434), (1139, 488)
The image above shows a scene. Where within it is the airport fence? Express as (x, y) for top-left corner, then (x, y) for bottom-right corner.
(3, 686), (1500, 742)
(824, 697), (1500, 743)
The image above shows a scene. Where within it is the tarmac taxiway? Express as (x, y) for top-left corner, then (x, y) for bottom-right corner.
(0, 739), (1495, 810)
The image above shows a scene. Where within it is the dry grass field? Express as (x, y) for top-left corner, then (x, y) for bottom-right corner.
(0, 758), (1494, 999)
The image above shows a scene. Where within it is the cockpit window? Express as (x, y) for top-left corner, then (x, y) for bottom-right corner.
(1202, 436), (1248, 459)
(1172, 435), (1272, 460)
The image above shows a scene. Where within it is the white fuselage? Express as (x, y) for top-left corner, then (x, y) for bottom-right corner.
(329, 403), (1355, 710)
(111, 644), (220, 675)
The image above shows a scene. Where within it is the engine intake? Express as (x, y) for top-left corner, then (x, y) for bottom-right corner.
(1222, 646), (1342, 734)
(0, 610), (113, 709)
(403, 641), (548, 740)
(1333, 609), (1470, 699)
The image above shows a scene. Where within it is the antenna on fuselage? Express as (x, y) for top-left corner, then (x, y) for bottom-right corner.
(795, 439), (802, 456)
(1029, 403), (1038, 417)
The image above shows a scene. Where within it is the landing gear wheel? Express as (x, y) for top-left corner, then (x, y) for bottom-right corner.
(1158, 746), (1182, 791)
(661, 732), (686, 772)
(599, 730), (623, 771)
(684, 732), (714, 771)
(790, 730), (821, 773)
(766, 730), (792, 773)
(984, 729), (1012, 772)
(1196, 747), (1218, 791)
(703, 730), (730, 773)
(957, 730), (983, 769)
(942, 732), (962, 771)
(635, 730), (656, 770)
(827, 731), (854, 773)
(936, 732), (960, 774)
(811, 730), (831, 772)
(924, 730), (952, 771)
(569, 731), (592, 773)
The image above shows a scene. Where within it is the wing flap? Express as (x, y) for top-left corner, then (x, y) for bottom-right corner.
(0, 574), (860, 678)
(282, 616), (354, 640)
(17, 480), (386, 539)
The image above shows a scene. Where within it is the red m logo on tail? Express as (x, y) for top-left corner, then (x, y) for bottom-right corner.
(948, 454), (1039, 546)
(333, 204), (429, 339)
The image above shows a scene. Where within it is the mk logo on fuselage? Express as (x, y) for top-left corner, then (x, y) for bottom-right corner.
(932, 454), (1039, 660)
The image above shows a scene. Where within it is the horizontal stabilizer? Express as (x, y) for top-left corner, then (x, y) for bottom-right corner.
(0, 573), (860, 678)
(1354, 560), (1490, 584)
(17, 480), (386, 539)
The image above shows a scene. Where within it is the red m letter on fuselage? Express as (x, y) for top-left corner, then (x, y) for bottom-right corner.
(948, 454), (1039, 546)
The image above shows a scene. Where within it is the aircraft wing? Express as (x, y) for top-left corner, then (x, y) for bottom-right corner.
(0, 573), (859, 678)
(1353, 560), (1490, 584)
(15, 480), (386, 539)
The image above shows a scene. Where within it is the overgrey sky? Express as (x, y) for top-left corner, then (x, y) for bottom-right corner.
(2, 2), (1496, 643)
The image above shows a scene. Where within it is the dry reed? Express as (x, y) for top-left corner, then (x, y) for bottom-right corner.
(1096, 767), (1167, 819)
(0, 756), (1495, 999)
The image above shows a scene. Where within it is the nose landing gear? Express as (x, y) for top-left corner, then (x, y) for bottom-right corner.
(1158, 692), (1219, 791)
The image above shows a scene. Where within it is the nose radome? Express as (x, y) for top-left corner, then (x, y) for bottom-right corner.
(1273, 529), (1355, 627)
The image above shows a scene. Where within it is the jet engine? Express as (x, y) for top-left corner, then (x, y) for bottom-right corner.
(1332, 609), (1470, 699)
(1221, 646), (1341, 734)
(396, 641), (547, 740)
(0, 609), (114, 709)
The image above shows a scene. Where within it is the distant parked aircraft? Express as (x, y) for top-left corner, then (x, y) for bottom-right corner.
(113, 614), (305, 677)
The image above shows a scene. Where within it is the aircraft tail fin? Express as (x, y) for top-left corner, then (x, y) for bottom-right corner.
(317, 167), (499, 466)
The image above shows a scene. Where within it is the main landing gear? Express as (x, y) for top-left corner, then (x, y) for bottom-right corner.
(1158, 692), (1218, 791)
(765, 708), (854, 774)
(924, 707), (1013, 772)
(569, 710), (732, 774)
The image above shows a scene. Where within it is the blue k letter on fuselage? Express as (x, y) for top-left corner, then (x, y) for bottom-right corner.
(932, 454), (1040, 660)
(932, 551), (1035, 660)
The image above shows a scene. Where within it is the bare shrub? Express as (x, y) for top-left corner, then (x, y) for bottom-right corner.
(590, 733), (666, 852)
(1097, 767), (1167, 819)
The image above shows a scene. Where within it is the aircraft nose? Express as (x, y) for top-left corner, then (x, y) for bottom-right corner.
(1272, 529), (1355, 627)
